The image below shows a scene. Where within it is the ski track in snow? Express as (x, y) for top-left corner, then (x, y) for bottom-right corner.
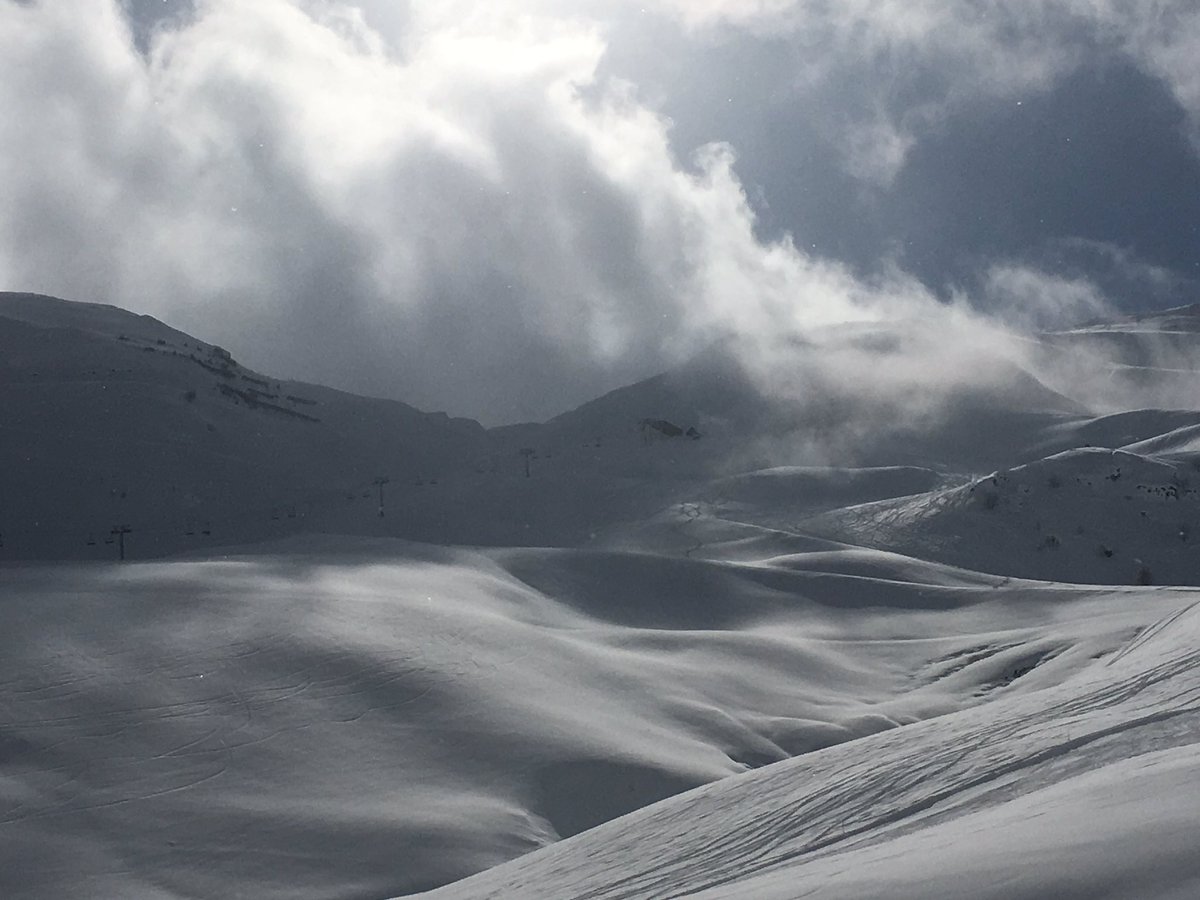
(420, 601), (1200, 900)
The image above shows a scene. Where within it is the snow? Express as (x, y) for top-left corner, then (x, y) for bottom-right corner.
(5, 291), (1200, 899)
(801, 446), (1200, 584)
(419, 599), (1200, 899)
(694, 745), (1200, 900)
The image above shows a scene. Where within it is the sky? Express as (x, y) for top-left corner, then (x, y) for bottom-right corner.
(2, 0), (1200, 424)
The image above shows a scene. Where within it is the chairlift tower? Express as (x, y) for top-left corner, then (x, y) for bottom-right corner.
(373, 476), (390, 517)
(110, 525), (132, 561)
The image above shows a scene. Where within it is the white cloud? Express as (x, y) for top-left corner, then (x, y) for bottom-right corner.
(981, 263), (1113, 332)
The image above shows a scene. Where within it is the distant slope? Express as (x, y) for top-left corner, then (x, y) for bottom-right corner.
(0, 292), (750, 559)
(0, 291), (196, 343)
(0, 292), (488, 559)
(1036, 302), (1200, 410)
(497, 332), (1088, 476)
(713, 465), (946, 514)
(804, 446), (1200, 584)
(8, 291), (1200, 561)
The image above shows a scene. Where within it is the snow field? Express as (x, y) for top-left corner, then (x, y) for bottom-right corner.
(8, 293), (1200, 899)
(420, 598), (1200, 899)
(1, 536), (1176, 898)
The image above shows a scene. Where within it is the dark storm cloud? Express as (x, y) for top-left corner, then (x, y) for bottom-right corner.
(599, 3), (1200, 309)
(3, 0), (1200, 427)
(889, 61), (1200, 305)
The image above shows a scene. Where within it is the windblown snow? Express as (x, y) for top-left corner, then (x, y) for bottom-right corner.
(3, 292), (1200, 899)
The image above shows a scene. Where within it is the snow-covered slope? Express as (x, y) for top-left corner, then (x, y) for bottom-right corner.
(504, 334), (1088, 474)
(0, 292), (491, 558)
(5, 293), (1043, 560)
(419, 594), (1200, 900)
(802, 446), (1200, 584)
(7, 291), (1200, 900)
(0, 536), (1186, 899)
(9, 291), (1195, 563)
(0, 291), (196, 344)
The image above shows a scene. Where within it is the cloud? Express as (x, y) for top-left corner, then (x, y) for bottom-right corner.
(980, 264), (1113, 332)
(0, 0), (906, 424)
(1, 0), (1196, 433)
(639, 1), (1200, 185)
(641, 2), (1087, 185)
(2, 0), (676, 421)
